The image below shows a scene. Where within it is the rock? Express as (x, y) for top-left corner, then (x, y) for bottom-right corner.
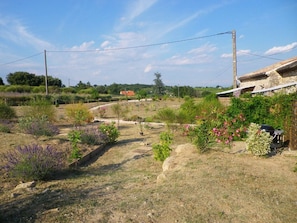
(156, 173), (167, 183)
(14, 181), (36, 191)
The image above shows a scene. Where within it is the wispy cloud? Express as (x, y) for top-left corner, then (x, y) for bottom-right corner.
(160, 2), (227, 38)
(0, 16), (52, 51)
(221, 49), (251, 58)
(119, 0), (158, 27)
(264, 42), (297, 55)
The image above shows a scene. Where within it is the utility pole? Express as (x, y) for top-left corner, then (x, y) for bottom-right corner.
(232, 30), (237, 89)
(44, 49), (49, 95)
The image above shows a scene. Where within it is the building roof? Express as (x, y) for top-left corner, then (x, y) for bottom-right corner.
(238, 56), (297, 82)
(251, 82), (297, 94)
(216, 85), (255, 96)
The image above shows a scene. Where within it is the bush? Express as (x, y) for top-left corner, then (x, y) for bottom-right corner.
(0, 103), (16, 120)
(80, 126), (107, 145)
(18, 116), (59, 136)
(65, 103), (94, 126)
(98, 122), (120, 143)
(68, 130), (82, 160)
(246, 123), (272, 156)
(153, 131), (173, 161)
(24, 97), (56, 122)
(0, 120), (13, 133)
(188, 120), (213, 153)
(1, 144), (65, 181)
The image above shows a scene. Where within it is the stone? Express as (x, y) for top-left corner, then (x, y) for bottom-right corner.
(14, 181), (36, 191)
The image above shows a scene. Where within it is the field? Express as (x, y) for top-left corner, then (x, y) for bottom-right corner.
(0, 98), (297, 223)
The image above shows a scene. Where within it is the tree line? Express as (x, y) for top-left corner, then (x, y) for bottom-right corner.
(0, 71), (227, 97)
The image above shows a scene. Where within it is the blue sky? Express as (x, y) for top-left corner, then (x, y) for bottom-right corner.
(0, 0), (296, 87)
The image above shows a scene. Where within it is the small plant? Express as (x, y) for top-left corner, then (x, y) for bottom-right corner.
(246, 123), (273, 156)
(98, 122), (120, 143)
(188, 120), (213, 153)
(1, 144), (65, 181)
(0, 120), (13, 133)
(18, 116), (59, 136)
(153, 131), (173, 161)
(80, 127), (107, 145)
(0, 103), (16, 120)
(68, 130), (82, 160)
(98, 106), (107, 118)
(65, 103), (94, 126)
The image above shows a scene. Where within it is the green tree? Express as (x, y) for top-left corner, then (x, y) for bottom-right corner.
(153, 72), (165, 96)
(7, 72), (40, 86)
(0, 77), (4, 85)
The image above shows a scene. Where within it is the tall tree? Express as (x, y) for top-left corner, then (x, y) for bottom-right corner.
(153, 72), (165, 96)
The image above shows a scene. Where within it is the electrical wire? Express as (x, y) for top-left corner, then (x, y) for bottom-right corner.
(47, 31), (232, 53)
(0, 52), (43, 66)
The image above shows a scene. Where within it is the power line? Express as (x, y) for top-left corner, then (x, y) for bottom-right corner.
(0, 52), (43, 66)
(47, 31), (232, 53)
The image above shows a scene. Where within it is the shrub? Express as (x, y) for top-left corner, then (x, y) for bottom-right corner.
(65, 103), (94, 126)
(1, 144), (65, 181)
(80, 126), (107, 145)
(0, 120), (13, 133)
(246, 123), (273, 156)
(24, 97), (56, 122)
(153, 131), (173, 161)
(212, 113), (247, 147)
(98, 122), (120, 143)
(0, 103), (16, 120)
(98, 106), (107, 118)
(188, 120), (213, 153)
(18, 116), (59, 136)
(68, 130), (82, 160)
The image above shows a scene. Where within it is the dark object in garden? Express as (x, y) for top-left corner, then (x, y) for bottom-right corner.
(260, 124), (284, 153)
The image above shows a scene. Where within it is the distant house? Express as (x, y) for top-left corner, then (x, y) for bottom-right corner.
(120, 90), (135, 97)
(217, 56), (297, 97)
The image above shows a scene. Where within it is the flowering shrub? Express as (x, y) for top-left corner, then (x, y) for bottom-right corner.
(246, 123), (273, 156)
(98, 107), (107, 118)
(80, 126), (107, 145)
(98, 122), (119, 143)
(153, 131), (173, 161)
(212, 113), (247, 147)
(18, 116), (59, 136)
(1, 144), (65, 181)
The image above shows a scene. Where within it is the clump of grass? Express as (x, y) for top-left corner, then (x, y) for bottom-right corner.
(1, 144), (65, 181)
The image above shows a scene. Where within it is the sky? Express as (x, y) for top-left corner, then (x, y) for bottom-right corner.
(0, 0), (296, 87)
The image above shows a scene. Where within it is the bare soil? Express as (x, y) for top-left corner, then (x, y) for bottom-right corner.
(0, 99), (297, 223)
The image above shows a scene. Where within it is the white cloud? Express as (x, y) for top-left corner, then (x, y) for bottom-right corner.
(71, 41), (95, 51)
(118, 0), (158, 28)
(188, 43), (217, 54)
(0, 17), (52, 50)
(100, 40), (110, 48)
(264, 42), (297, 55)
(144, 64), (152, 73)
(221, 49), (251, 58)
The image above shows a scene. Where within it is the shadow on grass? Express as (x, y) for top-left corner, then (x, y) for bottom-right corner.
(0, 179), (121, 223)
